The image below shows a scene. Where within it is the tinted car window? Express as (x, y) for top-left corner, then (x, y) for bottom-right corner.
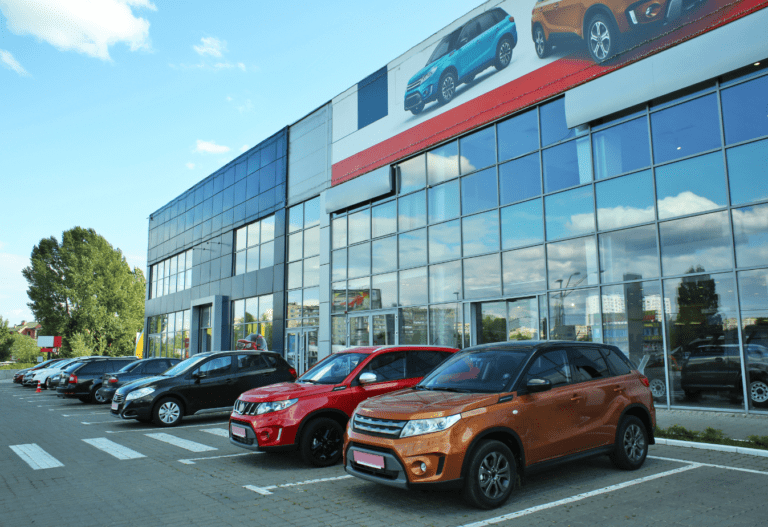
(262, 354), (278, 368)
(602, 348), (632, 376)
(199, 356), (232, 376)
(236, 354), (268, 372)
(363, 352), (406, 381)
(524, 349), (569, 387)
(145, 361), (168, 374)
(459, 21), (480, 44)
(477, 12), (496, 33)
(569, 348), (610, 382)
(120, 362), (143, 373)
(407, 350), (451, 378)
(423, 349), (527, 393)
(300, 353), (366, 384)
(79, 362), (106, 375)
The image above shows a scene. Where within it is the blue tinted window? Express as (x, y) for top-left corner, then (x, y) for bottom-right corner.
(398, 191), (426, 231)
(428, 180), (460, 224)
(348, 242), (371, 278)
(429, 220), (461, 263)
(461, 167), (497, 215)
(659, 211), (732, 276)
(247, 151), (261, 174)
(733, 204), (768, 268)
(545, 186), (595, 241)
(246, 173), (259, 200)
(651, 94), (721, 163)
(543, 137), (591, 192)
(499, 153), (541, 205)
(721, 75), (768, 145)
(540, 98), (574, 146)
(398, 154), (426, 195)
(727, 139), (768, 205)
(502, 245), (546, 295)
(399, 229), (427, 269)
(592, 118), (650, 179)
(427, 142), (459, 186)
(498, 109), (538, 161)
(599, 225), (659, 282)
(372, 236), (397, 274)
(460, 126), (496, 173)
(501, 198), (543, 250)
(462, 211), (499, 257)
(547, 236), (599, 289)
(358, 66), (388, 129)
(595, 170), (655, 230)
(463, 254), (501, 299)
(655, 152), (726, 220)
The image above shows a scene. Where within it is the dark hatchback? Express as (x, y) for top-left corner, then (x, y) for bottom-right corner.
(97, 357), (181, 403)
(13, 359), (65, 384)
(110, 350), (297, 427)
(57, 356), (138, 403)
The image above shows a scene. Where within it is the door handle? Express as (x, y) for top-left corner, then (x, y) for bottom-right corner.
(613, 385), (625, 393)
(570, 394), (583, 401)
(224, 378), (234, 384)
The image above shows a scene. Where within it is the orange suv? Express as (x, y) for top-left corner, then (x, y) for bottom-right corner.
(531, 0), (707, 62)
(344, 341), (655, 509)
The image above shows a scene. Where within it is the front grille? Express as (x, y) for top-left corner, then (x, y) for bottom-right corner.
(405, 93), (423, 107)
(113, 393), (125, 404)
(406, 79), (422, 91)
(353, 415), (406, 438)
(233, 400), (259, 416)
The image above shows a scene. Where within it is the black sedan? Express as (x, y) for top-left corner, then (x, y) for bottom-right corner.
(98, 357), (181, 402)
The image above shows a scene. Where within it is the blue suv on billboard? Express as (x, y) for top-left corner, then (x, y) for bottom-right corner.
(404, 7), (517, 115)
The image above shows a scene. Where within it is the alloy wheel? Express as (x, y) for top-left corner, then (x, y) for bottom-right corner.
(310, 426), (341, 462)
(535, 29), (545, 57)
(498, 41), (512, 67)
(159, 401), (181, 424)
(750, 380), (768, 404)
(649, 378), (666, 398)
(623, 423), (646, 462)
(589, 21), (611, 61)
(441, 75), (455, 102)
(477, 451), (511, 500)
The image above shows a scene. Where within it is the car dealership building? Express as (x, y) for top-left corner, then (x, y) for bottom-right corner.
(144, 0), (768, 414)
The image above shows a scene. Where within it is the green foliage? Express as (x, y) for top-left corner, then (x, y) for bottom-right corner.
(746, 435), (768, 448)
(22, 227), (145, 358)
(9, 334), (42, 363)
(0, 316), (13, 361)
(0, 363), (36, 370)
(655, 425), (768, 451)
(68, 331), (94, 357)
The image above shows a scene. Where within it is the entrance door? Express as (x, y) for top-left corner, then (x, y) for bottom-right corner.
(348, 311), (398, 347)
(286, 328), (320, 375)
(475, 297), (541, 345)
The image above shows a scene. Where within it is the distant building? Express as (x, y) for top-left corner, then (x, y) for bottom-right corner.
(13, 321), (41, 340)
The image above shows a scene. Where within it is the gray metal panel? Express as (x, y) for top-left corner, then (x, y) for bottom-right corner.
(565, 9), (768, 127)
(324, 165), (393, 213)
(288, 104), (331, 206)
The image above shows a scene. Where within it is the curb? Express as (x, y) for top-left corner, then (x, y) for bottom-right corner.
(655, 438), (768, 457)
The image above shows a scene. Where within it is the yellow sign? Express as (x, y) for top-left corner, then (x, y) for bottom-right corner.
(135, 331), (144, 359)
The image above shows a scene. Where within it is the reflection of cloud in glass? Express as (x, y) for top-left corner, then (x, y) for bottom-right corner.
(660, 211), (732, 276)
(657, 191), (720, 220)
(462, 211), (499, 257)
(547, 236), (599, 288)
(597, 204), (655, 231)
(429, 221), (461, 263)
(732, 204), (768, 268)
(399, 229), (427, 267)
(502, 246), (546, 295)
(463, 254), (501, 299)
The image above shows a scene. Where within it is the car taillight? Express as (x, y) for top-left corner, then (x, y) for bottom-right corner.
(109, 378), (118, 383)
(69, 374), (78, 385)
(640, 375), (650, 387)
(289, 368), (297, 380)
(509, 16), (515, 23)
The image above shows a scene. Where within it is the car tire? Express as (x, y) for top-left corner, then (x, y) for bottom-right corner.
(92, 386), (108, 404)
(586, 13), (620, 63)
(649, 378), (666, 400)
(610, 416), (648, 470)
(437, 70), (457, 106)
(494, 36), (514, 70)
(153, 397), (183, 427)
(410, 102), (424, 115)
(533, 25), (550, 59)
(300, 417), (344, 467)
(462, 440), (516, 509)
(45, 378), (52, 390)
(749, 379), (768, 407)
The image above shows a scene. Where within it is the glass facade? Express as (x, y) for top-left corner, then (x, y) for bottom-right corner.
(231, 294), (274, 350)
(147, 310), (191, 359)
(149, 249), (192, 299)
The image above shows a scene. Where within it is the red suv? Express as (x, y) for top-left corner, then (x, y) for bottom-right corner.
(229, 345), (457, 466)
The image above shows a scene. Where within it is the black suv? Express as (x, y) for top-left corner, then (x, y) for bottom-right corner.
(57, 356), (138, 403)
(98, 357), (181, 403)
(111, 350), (296, 427)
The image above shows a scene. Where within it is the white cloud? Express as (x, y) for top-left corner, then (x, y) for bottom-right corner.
(193, 36), (225, 57)
(240, 145), (249, 153)
(185, 162), (195, 170)
(0, 49), (29, 76)
(194, 140), (230, 154)
(213, 61), (246, 71)
(0, 0), (156, 61)
(226, 96), (233, 102)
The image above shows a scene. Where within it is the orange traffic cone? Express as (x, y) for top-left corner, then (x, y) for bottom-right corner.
(36, 381), (41, 393)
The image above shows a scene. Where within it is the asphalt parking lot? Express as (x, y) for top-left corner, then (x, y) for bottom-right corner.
(2, 381), (768, 527)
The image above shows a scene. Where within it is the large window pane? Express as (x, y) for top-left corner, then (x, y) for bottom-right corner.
(727, 139), (768, 206)
(304, 226), (320, 257)
(547, 236), (598, 289)
(543, 137), (591, 193)
(545, 186), (595, 240)
(721, 74), (768, 145)
(399, 267), (427, 306)
(304, 198), (320, 229)
(261, 216), (275, 242)
(348, 208), (370, 245)
(460, 126), (495, 174)
(371, 236), (397, 274)
(246, 246), (259, 273)
(461, 167), (497, 215)
(347, 277), (371, 312)
(664, 273), (740, 409)
(235, 251), (246, 275)
(463, 254), (501, 300)
(599, 225), (659, 283)
(398, 191), (426, 231)
(503, 245), (546, 296)
(303, 256), (320, 287)
(287, 261), (302, 290)
(399, 307), (427, 345)
(428, 180), (460, 224)
(429, 304), (462, 348)
(372, 201), (397, 238)
(332, 281), (346, 314)
(498, 108), (538, 161)
(303, 287), (320, 320)
(501, 198), (543, 250)
(331, 315), (346, 352)
(659, 211), (732, 276)
(549, 287), (600, 341)
(288, 231), (302, 262)
(427, 141), (459, 186)
(479, 301), (506, 344)
(429, 220), (461, 263)
(596, 170), (655, 230)
(592, 118), (650, 180)
(463, 210), (499, 257)
(399, 229), (427, 268)
(738, 269), (768, 410)
(656, 152), (726, 220)
(287, 290), (302, 319)
(540, 98), (574, 146)
(651, 94), (721, 163)
(398, 154), (426, 194)
(372, 272), (398, 309)
(429, 260), (462, 303)
(247, 222), (260, 247)
(260, 241), (274, 268)
(235, 227), (247, 252)
(288, 203), (303, 233)
(499, 153), (541, 206)
(348, 242), (371, 278)
(733, 203), (768, 268)
(332, 216), (347, 249)
(507, 297), (538, 341)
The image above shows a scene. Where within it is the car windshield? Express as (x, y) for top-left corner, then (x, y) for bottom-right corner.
(161, 355), (210, 376)
(298, 353), (366, 385)
(426, 29), (460, 65)
(419, 349), (529, 393)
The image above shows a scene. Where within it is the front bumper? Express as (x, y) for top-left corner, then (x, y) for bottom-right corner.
(98, 386), (117, 401)
(228, 412), (299, 450)
(110, 398), (153, 420)
(404, 83), (436, 111)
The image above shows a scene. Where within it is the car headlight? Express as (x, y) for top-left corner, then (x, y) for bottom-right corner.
(400, 414), (461, 438)
(126, 387), (155, 401)
(255, 398), (298, 415)
(420, 66), (438, 83)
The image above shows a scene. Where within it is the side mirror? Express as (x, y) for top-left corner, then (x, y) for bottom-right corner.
(192, 371), (207, 380)
(359, 372), (377, 385)
(526, 378), (552, 394)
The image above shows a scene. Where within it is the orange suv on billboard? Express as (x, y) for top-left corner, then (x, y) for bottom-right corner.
(531, 0), (706, 63)
(344, 341), (655, 509)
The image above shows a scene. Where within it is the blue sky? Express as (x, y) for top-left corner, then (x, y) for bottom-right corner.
(0, 0), (481, 324)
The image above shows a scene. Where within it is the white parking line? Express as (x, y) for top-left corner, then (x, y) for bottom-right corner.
(648, 455), (768, 475)
(244, 475), (354, 496)
(81, 421), (119, 425)
(145, 433), (217, 452)
(201, 428), (229, 438)
(82, 438), (146, 460)
(106, 422), (227, 434)
(179, 452), (262, 464)
(9, 444), (65, 470)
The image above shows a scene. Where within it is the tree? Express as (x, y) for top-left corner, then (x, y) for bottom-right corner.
(9, 333), (41, 363)
(22, 227), (145, 357)
(0, 316), (14, 361)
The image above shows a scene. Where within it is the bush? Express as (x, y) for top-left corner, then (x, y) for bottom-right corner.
(0, 363), (36, 370)
(655, 424), (768, 451)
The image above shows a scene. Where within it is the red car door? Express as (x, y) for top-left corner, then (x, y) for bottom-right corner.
(345, 351), (410, 413)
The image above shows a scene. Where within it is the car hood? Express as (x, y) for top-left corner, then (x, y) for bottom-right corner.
(407, 55), (450, 85)
(356, 389), (500, 420)
(239, 381), (334, 401)
(117, 375), (166, 394)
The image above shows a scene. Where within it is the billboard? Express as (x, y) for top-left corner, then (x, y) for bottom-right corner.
(331, 0), (767, 186)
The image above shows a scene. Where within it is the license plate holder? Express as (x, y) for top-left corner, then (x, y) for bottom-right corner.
(231, 424), (247, 438)
(353, 450), (385, 470)
(111, 402), (118, 411)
